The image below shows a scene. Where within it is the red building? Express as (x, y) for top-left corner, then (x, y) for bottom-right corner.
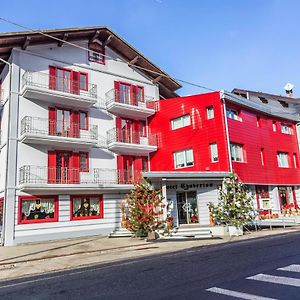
(145, 90), (300, 227)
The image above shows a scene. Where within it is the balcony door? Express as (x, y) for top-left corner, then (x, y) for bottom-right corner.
(48, 151), (80, 184)
(56, 68), (72, 93)
(56, 109), (71, 137)
(121, 119), (133, 144)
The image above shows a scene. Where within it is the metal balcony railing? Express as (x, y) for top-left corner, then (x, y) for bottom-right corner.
(19, 166), (142, 185)
(107, 128), (157, 146)
(20, 116), (98, 140)
(22, 71), (98, 99)
(105, 88), (154, 109)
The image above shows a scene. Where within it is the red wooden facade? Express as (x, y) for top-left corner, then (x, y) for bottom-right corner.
(148, 91), (300, 186)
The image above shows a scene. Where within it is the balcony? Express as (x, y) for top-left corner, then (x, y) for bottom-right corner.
(20, 116), (99, 150)
(19, 166), (141, 193)
(105, 88), (156, 120)
(107, 128), (157, 155)
(21, 71), (97, 109)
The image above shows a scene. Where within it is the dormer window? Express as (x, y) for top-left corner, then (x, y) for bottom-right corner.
(88, 42), (105, 64)
(258, 96), (268, 104)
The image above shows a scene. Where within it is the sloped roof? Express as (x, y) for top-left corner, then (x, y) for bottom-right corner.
(0, 26), (181, 98)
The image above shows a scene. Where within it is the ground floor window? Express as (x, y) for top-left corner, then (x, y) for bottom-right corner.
(19, 196), (58, 224)
(71, 195), (104, 220)
(278, 186), (296, 210)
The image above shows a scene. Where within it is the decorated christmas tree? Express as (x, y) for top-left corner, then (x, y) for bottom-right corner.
(208, 173), (255, 227)
(121, 179), (165, 237)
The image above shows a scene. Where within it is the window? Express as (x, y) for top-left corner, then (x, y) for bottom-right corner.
(171, 114), (191, 130)
(277, 152), (289, 168)
(79, 112), (88, 130)
(71, 196), (103, 220)
(142, 157), (148, 171)
(226, 109), (241, 121)
(140, 121), (147, 137)
(19, 196), (58, 224)
(174, 149), (194, 169)
(79, 152), (89, 172)
(79, 73), (88, 91)
(206, 106), (214, 119)
(210, 143), (218, 162)
(281, 123), (293, 135)
(88, 42), (105, 64)
(260, 148), (265, 166)
(256, 116), (261, 128)
(136, 86), (144, 102)
(230, 143), (244, 162)
(293, 153), (298, 168)
(272, 121), (277, 132)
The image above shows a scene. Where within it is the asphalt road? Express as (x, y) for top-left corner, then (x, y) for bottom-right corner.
(1, 232), (300, 299)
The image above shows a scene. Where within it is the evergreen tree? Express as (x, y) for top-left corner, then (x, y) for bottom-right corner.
(208, 173), (255, 227)
(121, 179), (165, 237)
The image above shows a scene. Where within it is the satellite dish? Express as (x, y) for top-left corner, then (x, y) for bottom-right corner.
(284, 83), (294, 92)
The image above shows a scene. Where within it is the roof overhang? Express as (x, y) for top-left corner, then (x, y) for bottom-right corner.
(0, 26), (181, 99)
(221, 90), (300, 122)
(143, 171), (230, 182)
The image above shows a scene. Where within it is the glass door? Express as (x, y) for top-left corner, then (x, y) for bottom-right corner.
(56, 68), (71, 93)
(56, 109), (71, 137)
(56, 152), (71, 183)
(176, 191), (198, 225)
(119, 83), (131, 104)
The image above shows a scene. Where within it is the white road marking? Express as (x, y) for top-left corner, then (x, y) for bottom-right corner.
(277, 264), (300, 273)
(247, 273), (300, 287)
(206, 287), (277, 300)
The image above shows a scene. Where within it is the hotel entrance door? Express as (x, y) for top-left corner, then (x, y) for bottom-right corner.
(177, 191), (198, 225)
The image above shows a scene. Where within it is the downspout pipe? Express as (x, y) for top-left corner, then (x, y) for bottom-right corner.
(0, 58), (12, 246)
(220, 91), (233, 173)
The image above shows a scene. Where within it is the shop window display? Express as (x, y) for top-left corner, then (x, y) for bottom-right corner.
(71, 196), (103, 220)
(19, 197), (57, 224)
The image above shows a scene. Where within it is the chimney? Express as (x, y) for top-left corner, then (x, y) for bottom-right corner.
(284, 83), (294, 98)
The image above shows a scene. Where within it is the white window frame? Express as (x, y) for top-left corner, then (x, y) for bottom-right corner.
(171, 114), (191, 130)
(281, 123), (292, 135)
(277, 152), (289, 168)
(174, 149), (194, 169)
(226, 109), (241, 121)
(230, 143), (244, 162)
(210, 143), (218, 162)
(206, 106), (214, 119)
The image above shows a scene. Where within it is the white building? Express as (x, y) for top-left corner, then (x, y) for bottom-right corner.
(0, 26), (181, 246)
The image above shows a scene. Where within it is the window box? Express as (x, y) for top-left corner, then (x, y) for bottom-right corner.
(71, 195), (104, 220)
(18, 196), (58, 224)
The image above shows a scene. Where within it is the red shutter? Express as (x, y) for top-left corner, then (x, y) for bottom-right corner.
(49, 66), (56, 90)
(133, 121), (140, 144)
(48, 151), (56, 183)
(72, 71), (80, 95)
(114, 81), (120, 103)
(117, 155), (124, 184)
(71, 111), (80, 138)
(71, 152), (80, 184)
(49, 107), (56, 136)
(131, 85), (138, 106)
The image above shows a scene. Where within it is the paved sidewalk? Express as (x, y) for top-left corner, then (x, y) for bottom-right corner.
(0, 226), (299, 282)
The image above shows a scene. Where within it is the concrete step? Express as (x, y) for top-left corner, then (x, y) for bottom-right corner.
(109, 227), (132, 238)
(169, 227), (212, 239)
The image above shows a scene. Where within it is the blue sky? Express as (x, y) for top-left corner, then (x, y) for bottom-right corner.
(1, 0), (300, 96)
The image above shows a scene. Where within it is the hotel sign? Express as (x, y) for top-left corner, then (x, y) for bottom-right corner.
(166, 182), (214, 191)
